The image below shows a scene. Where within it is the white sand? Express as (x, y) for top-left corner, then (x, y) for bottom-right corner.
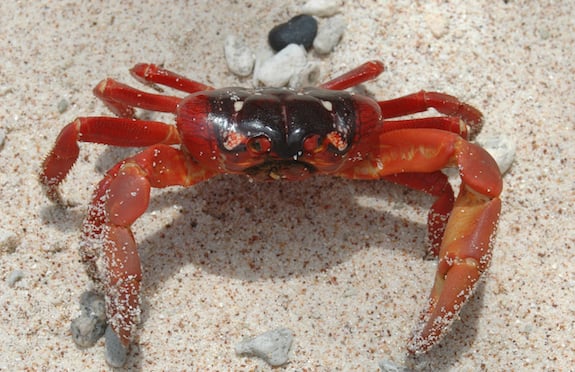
(1, 1), (573, 370)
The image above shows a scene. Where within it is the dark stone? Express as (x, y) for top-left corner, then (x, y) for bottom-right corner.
(268, 14), (318, 52)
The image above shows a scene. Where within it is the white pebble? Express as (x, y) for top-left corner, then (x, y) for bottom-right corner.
(475, 135), (516, 175)
(302, 0), (342, 17)
(289, 61), (321, 89)
(252, 46), (275, 87)
(224, 35), (255, 77)
(0, 228), (19, 253)
(425, 13), (449, 38)
(254, 44), (308, 87)
(235, 327), (293, 367)
(313, 15), (347, 54)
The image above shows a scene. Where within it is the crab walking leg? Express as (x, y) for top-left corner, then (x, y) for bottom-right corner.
(340, 128), (502, 352)
(82, 145), (215, 347)
(319, 60), (384, 90)
(40, 118), (181, 203)
(384, 172), (455, 256)
(382, 117), (468, 138)
(129, 63), (214, 94)
(378, 91), (484, 138)
(93, 79), (182, 118)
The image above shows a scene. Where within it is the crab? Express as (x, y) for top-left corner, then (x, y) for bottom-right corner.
(40, 60), (502, 362)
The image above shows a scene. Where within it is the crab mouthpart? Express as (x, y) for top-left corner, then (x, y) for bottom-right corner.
(245, 161), (315, 181)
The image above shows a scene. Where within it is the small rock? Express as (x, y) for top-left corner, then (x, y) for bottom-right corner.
(475, 135), (516, 174)
(0, 228), (19, 253)
(379, 359), (412, 372)
(6, 269), (24, 287)
(313, 15), (347, 54)
(0, 128), (6, 151)
(57, 98), (69, 113)
(301, 0), (342, 17)
(80, 290), (107, 321)
(224, 35), (255, 77)
(71, 313), (107, 348)
(289, 61), (321, 89)
(425, 13), (448, 39)
(254, 44), (308, 87)
(105, 325), (129, 367)
(252, 46), (275, 87)
(70, 291), (107, 348)
(235, 327), (293, 367)
(268, 14), (318, 52)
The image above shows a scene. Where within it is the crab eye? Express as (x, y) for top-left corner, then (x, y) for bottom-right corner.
(247, 135), (271, 155)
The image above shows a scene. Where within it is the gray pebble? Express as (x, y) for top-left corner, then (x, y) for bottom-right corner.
(0, 227), (19, 253)
(301, 0), (342, 17)
(313, 15), (347, 54)
(235, 327), (293, 367)
(79, 290), (106, 321)
(70, 291), (107, 348)
(0, 128), (6, 151)
(57, 98), (69, 113)
(379, 359), (412, 372)
(224, 35), (255, 77)
(475, 135), (516, 174)
(254, 44), (308, 87)
(105, 325), (129, 367)
(6, 269), (24, 287)
(70, 313), (107, 348)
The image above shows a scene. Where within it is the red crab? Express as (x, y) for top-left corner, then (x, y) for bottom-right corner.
(41, 60), (502, 361)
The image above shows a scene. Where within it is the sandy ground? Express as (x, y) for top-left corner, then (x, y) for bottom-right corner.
(1, 1), (574, 371)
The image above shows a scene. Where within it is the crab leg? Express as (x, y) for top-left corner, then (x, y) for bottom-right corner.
(93, 79), (182, 118)
(40, 118), (181, 203)
(379, 91), (484, 138)
(340, 128), (502, 352)
(129, 63), (214, 94)
(82, 145), (215, 348)
(319, 60), (384, 90)
(384, 171), (454, 256)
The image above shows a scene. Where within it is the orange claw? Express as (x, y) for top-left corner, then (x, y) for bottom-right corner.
(408, 186), (501, 352)
(408, 138), (503, 352)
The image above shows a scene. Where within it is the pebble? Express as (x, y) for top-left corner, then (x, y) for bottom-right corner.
(254, 44), (308, 87)
(301, 0), (342, 17)
(70, 291), (107, 348)
(105, 325), (129, 367)
(0, 128), (6, 151)
(224, 34), (255, 77)
(313, 15), (347, 54)
(6, 269), (24, 287)
(268, 15), (318, 52)
(379, 359), (412, 372)
(288, 61), (321, 89)
(425, 13), (449, 39)
(235, 327), (293, 367)
(0, 227), (19, 253)
(57, 98), (69, 114)
(475, 135), (516, 174)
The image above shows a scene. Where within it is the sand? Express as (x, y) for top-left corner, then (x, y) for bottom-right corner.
(1, 1), (573, 370)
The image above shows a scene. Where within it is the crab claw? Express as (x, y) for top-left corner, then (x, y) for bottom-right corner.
(408, 141), (503, 352)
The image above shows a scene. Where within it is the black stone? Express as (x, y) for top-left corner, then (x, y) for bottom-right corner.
(268, 14), (318, 52)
